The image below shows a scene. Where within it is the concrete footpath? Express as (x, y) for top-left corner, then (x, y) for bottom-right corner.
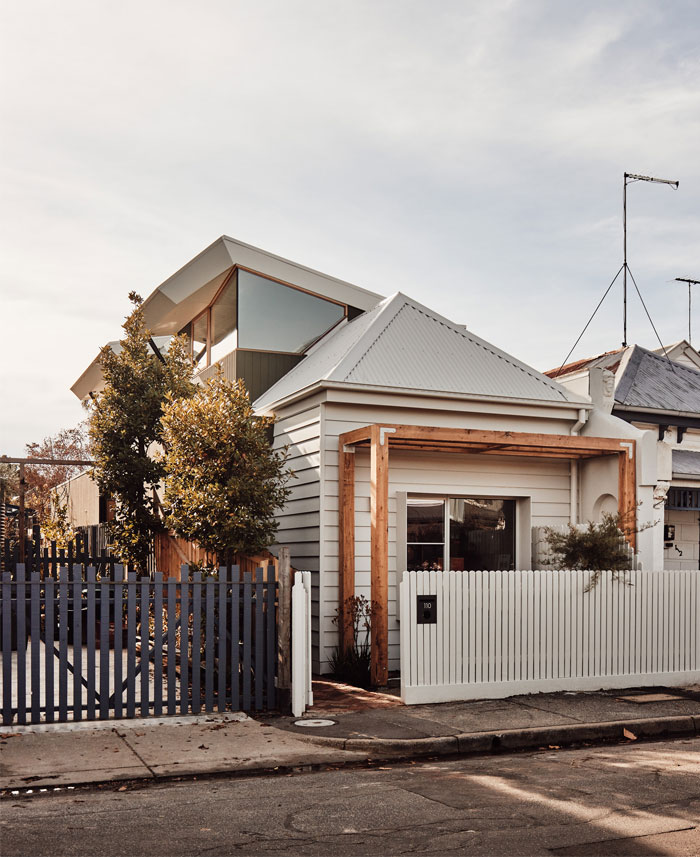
(2, 683), (699, 793)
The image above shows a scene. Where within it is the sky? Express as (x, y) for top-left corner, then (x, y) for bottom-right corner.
(1, 0), (699, 455)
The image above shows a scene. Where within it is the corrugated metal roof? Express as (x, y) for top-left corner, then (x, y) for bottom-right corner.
(254, 293), (581, 410)
(615, 345), (700, 412)
(672, 449), (700, 478)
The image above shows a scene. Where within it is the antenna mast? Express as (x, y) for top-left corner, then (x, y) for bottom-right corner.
(675, 277), (700, 345)
(623, 172), (679, 347)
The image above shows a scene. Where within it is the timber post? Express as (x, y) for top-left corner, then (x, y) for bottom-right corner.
(370, 425), (389, 688)
(338, 442), (356, 654)
(277, 546), (292, 711)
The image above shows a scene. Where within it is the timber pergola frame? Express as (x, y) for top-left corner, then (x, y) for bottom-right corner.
(337, 424), (637, 687)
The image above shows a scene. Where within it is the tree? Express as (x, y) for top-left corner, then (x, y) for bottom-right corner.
(24, 423), (91, 524)
(0, 463), (19, 504)
(159, 370), (291, 564)
(88, 292), (196, 572)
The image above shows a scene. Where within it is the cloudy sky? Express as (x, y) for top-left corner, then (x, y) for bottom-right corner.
(1, 0), (698, 455)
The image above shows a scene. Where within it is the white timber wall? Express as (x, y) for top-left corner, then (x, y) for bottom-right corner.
(400, 568), (700, 703)
(60, 471), (100, 528)
(319, 395), (587, 674)
(272, 398), (323, 671)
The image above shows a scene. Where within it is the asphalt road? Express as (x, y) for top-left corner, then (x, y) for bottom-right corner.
(2, 737), (699, 856)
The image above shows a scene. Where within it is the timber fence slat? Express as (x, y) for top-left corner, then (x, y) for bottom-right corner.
(113, 566), (124, 719)
(153, 572), (163, 718)
(45, 576), (55, 723)
(179, 569), (189, 715)
(217, 569), (227, 713)
(266, 565), (276, 709)
(100, 579), (109, 719)
(16, 565), (26, 725)
(243, 571), (252, 711)
(30, 572), (41, 723)
(140, 576), (150, 718)
(126, 572), (136, 718)
(205, 575), (215, 712)
(167, 577), (176, 716)
(191, 571), (202, 715)
(230, 567), (240, 712)
(255, 568), (264, 711)
(86, 567), (96, 720)
(2, 572), (11, 725)
(58, 568), (68, 721)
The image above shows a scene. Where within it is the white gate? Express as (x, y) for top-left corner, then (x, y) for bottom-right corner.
(400, 569), (700, 704)
(291, 571), (313, 717)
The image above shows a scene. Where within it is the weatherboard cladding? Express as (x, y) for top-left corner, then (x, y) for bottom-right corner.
(672, 449), (700, 478)
(615, 346), (700, 412)
(255, 293), (574, 409)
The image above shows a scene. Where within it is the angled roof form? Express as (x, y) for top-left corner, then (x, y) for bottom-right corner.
(72, 236), (382, 400)
(614, 345), (700, 413)
(672, 449), (700, 479)
(255, 293), (586, 411)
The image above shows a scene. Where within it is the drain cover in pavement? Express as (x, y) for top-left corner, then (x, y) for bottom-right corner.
(293, 719), (336, 727)
(616, 693), (682, 703)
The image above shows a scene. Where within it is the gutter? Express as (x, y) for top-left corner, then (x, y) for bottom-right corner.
(255, 380), (593, 417)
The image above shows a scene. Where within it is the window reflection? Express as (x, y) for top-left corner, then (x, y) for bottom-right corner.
(211, 280), (237, 364)
(406, 497), (516, 572)
(192, 313), (208, 365)
(238, 270), (345, 353)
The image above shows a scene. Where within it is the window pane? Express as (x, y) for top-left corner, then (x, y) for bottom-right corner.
(449, 498), (515, 571)
(211, 280), (237, 364)
(238, 270), (345, 353)
(192, 313), (208, 365)
(407, 544), (444, 572)
(407, 499), (444, 544)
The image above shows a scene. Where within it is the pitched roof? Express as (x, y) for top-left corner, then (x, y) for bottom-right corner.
(614, 345), (700, 413)
(545, 348), (625, 379)
(672, 449), (700, 478)
(254, 293), (583, 410)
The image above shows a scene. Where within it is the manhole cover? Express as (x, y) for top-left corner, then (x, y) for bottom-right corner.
(293, 719), (336, 728)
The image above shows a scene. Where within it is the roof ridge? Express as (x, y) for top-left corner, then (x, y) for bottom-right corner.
(345, 297), (569, 400)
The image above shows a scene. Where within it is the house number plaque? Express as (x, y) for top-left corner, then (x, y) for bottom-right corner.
(416, 595), (437, 624)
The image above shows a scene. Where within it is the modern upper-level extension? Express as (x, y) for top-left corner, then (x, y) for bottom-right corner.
(71, 236), (382, 403)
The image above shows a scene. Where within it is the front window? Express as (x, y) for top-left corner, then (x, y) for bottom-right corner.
(407, 497), (516, 571)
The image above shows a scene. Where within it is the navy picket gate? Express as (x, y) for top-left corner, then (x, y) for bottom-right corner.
(1, 564), (277, 725)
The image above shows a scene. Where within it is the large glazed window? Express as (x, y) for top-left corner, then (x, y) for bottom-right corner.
(210, 280), (238, 364)
(237, 270), (345, 353)
(406, 497), (516, 571)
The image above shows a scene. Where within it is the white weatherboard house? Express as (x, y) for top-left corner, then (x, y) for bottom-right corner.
(253, 291), (658, 682)
(69, 238), (660, 687)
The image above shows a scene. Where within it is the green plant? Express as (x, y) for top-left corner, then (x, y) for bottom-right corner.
(87, 292), (196, 573)
(329, 595), (374, 688)
(159, 368), (291, 564)
(544, 509), (651, 590)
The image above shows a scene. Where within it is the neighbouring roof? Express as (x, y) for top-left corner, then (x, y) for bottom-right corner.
(254, 293), (585, 411)
(545, 348), (625, 379)
(614, 345), (700, 413)
(672, 449), (700, 478)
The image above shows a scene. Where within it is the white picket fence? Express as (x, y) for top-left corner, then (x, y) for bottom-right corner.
(291, 571), (313, 717)
(400, 569), (700, 704)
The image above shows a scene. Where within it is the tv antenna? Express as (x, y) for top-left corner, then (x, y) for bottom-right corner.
(675, 277), (700, 345)
(623, 173), (678, 346)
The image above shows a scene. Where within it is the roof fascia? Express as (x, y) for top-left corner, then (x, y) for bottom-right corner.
(255, 378), (594, 417)
(613, 406), (700, 427)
